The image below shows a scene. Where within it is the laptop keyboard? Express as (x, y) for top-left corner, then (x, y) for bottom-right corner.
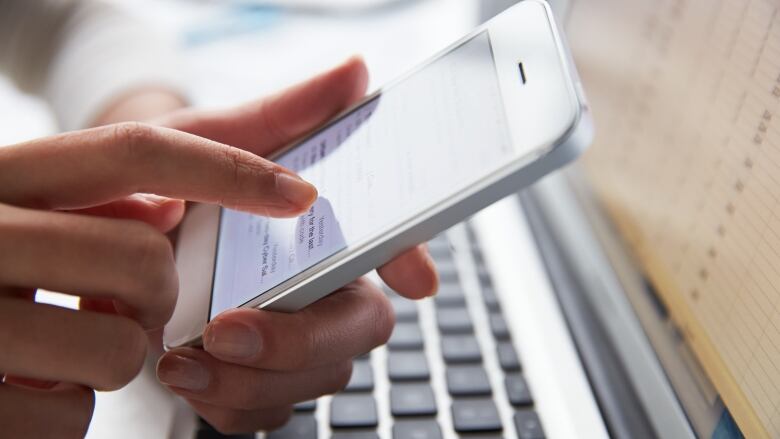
(264, 229), (546, 439)
(192, 230), (547, 439)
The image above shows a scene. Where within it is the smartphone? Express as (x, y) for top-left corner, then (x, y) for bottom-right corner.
(164, 0), (592, 348)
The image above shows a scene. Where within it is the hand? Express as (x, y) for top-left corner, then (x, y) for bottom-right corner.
(0, 120), (319, 437)
(155, 57), (439, 433)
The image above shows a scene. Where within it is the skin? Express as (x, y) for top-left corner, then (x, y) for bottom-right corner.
(0, 57), (438, 436)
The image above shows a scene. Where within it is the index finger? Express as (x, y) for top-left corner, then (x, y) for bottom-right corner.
(0, 123), (317, 216)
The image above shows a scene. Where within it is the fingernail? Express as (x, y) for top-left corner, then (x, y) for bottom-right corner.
(137, 193), (170, 206)
(161, 199), (186, 225)
(204, 320), (261, 359)
(276, 173), (318, 208)
(157, 354), (209, 392)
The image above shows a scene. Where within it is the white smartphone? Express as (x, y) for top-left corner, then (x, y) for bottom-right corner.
(164, 0), (592, 348)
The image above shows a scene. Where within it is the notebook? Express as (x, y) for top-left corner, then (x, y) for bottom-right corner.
(567, 0), (780, 436)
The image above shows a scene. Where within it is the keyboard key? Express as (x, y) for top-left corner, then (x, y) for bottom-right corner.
(390, 297), (418, 322)
(497, 342), (522, 372)
(196, 420), (253, 439)
(451, 399), (503, 433)
(505, 374), (533, 406)
(439, 272), (460, 284)
(441, 335), (482, 364)
(446, 365), (492, 396)
(388, 351), (430, 381)
(390, 383), (437, 416)
(332, 433), (379, 439)
(481, 287), (501, 311)
(478, 270), (493, 287)
(428, 245), (452, 259)
(393, 420), (443, 439)
(489, 313), (511, 340)
(330, 394), (378, 429)
(471, 249), (485, 265)
(436, 308), (473, 334)
(427, 237), (451, 258)
(388, 323), (424, 350)
(514, 410), (545, 439)
(434, 284), (466, 307)
(293, 399), (317, 412)
(428, 234), (449, 247)
(267, 414), (317, 439)
(345, 360), (374, 392)
(434, 258), (457, 273)
(435, 260), (459, 283)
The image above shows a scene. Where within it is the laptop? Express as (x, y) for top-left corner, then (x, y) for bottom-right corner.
(182, 0), (775, 437)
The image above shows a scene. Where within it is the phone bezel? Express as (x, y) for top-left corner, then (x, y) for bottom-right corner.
(164, 0), (589, 348)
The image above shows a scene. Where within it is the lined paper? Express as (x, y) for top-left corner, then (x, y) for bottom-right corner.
(567, 0), (780, 436)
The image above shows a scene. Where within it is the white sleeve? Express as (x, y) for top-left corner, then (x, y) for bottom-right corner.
(0, 0), (185, 130)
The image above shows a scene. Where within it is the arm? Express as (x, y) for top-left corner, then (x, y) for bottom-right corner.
(0, 0), (186, 129)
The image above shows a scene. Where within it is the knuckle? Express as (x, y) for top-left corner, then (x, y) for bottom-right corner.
(233, 386), (265, 411)
(129, 224), (177, 299)
(220, 146), (276, 200)
(111, 121), (157, 160)
(223, 146), (244, 189)
(223, 146), (246, 179)
(297, 326), (327, 370)
(368, 291), (395, 347)
(98, 317), (148, 390)
(273, 314), (323, 370)
(219, 147), (253, 207)
(258, 98), (291, 145)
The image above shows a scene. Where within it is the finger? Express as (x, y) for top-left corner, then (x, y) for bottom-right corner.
(202, 278), (394, 370)
(3, 375), (58, 390)
(0, 122), (317, 217)
(0, 382), (94, 439)
(72, 193), (185, 233)
(0, 298), (147, 391)
(79, 297), (117, 315)
(377, 244), (438, 299)
(3, 375), (59, 390)
(0, 286), (36, 301)
(188, 401), (292, 435)
(0, 204), (177, 329)
(162, 56), (369, 156)
(157, 348), (351, 410)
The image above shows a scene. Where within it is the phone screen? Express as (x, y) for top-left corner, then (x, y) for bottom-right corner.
(210, 31), (513, 318)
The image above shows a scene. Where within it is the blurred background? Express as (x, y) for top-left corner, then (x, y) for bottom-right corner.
(0, 0), (506, 144)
